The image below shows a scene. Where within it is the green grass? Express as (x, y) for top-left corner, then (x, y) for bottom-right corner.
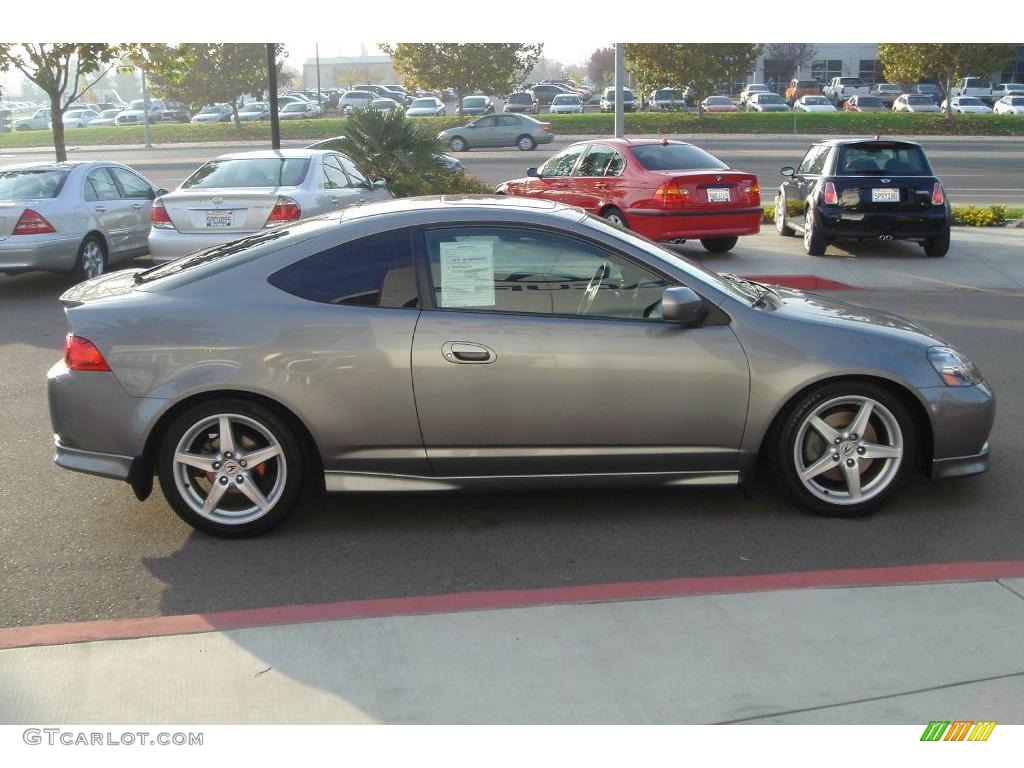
(4, 110), (1024, 151)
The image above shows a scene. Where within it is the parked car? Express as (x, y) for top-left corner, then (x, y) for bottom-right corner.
(747, 93), (790, 112)
(161, 101), (191, 123)
(191, 103), (234, 123)
(62, 109), (100, 128)
(49, 195), (994, 535)
(599, 87), (637, 112)
(794, 95), (837, 112)
(823, 77), (869, 106)
(950, 77), (993, 104)
(338, 90), (376, 114)
(354, 85), (409, 105)
(993, 95), (1024, 115)
(88, 108), (123, 127)
(940, 96), (993, 114)
(530, 83), (573, 106)
(843, 95), (887, 112)
(549, 93), (584, 114)
(774, 138), (951, 257)
(238, 102), (271, 121)
(784, 79), (821, 106)
(503, 91), (538, 114)
(279, 101), (322, 120)
(991, 83), (1024, 101)
(700, 95), (739, 112)
(148, 149), (390, 262)
(460, 95), (494, 116)
(14, 107), (51, 131)
(406, 97), (446, 117)
(893, 94), (942, 113)
(0, 161), (165, 279)
(910, 83), (943, 104)
(439, 113), (553, 152)
(115, 98), (165, 126)
(647, 88), (687, 111)
(739, 84), (771, 106)
(497, 138), (760, 253)
(370, 98), (403, 113)
(870, 83), (903, 108)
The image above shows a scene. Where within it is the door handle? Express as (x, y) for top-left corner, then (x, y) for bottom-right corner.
(93, 206), (107, 213)
(442, 341), (496, 364)
(132, 203), (144, 209)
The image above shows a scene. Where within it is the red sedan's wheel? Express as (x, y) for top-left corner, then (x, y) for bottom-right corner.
(601, 207), (628, 229)
(700, 237), (738, 253)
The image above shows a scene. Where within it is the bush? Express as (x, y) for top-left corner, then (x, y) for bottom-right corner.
(951, 205), (1008, 226)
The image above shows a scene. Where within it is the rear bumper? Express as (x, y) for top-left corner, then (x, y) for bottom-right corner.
(630, 207), (763, 241)
(55, 439), (134, 481)
(0, 235), (81, 273)
(148, 227), (255, 262)
(816, 204), (950, 240)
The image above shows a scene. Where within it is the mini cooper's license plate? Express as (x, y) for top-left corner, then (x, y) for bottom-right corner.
(206, 210), (232, 228)
(871, 187), (899, 203)
(707, 187), (731, 203)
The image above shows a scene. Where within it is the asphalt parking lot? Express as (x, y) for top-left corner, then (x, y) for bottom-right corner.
(1, 229), (1021, 630)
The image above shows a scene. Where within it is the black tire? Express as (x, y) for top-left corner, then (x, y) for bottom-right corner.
(803, 206), (828, 256)
(700, 236), (739, 253)
(775, 192), (795, 236)
(157, 399), (306, 537)
(601, 206), (629, 229)
(448, 136), (467, 152)
(923, 229), (950, 258)
(73, 234), (107, 281)
(516, 134), (536, 151)
(771, 381), (917, 518)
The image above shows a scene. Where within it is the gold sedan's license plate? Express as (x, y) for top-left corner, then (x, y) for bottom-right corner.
(206, 210), (232, 228)
(707, 187), (731, 203)
(871, 187), (899, 203)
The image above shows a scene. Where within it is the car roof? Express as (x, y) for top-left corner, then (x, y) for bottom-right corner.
(214, 149), (329, 160)
(337, 194), (587, 224)
(0, 160), (124, 172)
(812, 137), (924, 148)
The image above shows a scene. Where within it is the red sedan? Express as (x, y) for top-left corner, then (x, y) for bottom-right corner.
(496, 138), (761, 252)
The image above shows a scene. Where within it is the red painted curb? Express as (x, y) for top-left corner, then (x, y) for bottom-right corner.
(741, 274), (857, 291)
(2, 561), (1023, 651)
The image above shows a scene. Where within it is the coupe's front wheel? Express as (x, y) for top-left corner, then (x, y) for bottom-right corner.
(773, 382), (917, 517)
(775, 193), (794, 236)
(157, 399), (305, 537)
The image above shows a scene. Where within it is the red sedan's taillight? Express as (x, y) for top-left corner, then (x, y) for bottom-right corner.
(12, 209), (56, 235)
(932, 182), (945, 205)
(64, 334), (111, 372)
(150, 198), (175, 230)
(266, 196), (302, 226)
(744, 180), (761, 205)
(654, 181), (691, 207)
(823, 181), (838, 205)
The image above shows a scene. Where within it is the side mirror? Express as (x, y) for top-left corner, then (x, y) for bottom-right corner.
(527, 167), (539, 177)
(373, 178), (387, 189)
(661, 286), (708, 326)
(780, 166), (795, 177)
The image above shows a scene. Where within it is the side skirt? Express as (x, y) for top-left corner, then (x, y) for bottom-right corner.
(324, 470), (740, 493)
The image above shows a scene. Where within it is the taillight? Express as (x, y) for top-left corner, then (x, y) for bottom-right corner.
(746, 180), (761, 205)
(823, 181), (838, 205)
(654, 181), (691, 207)
(64, 334), (110, 372)
(150, 198), (175, 230)
(931, 182), (945, 205)
(266, 196), (301, 226)
(12, 209), (55, 235)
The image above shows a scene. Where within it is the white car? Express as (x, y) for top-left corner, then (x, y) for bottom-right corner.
(149, 150), (392, 262)
(279, 101), (321, 120)
(739, 84), (770, 106)
(338, 90), (375, 114)
(991, 83), (1024, 102)
(14, 107), (51, 131)
(191, 103), (233, 123)
(950, 77), (992, 103)
(88, 109), (123, 127)
(993, 95), (1024, 115)
(747, 93), (790, 112)
(370, 98), (402, 113)
(893, 94), (941, 113)
(941, 96), (993, 114)
(406, 97), (446, 117)
(115, 98), (165, 126)
(62, 109), (100, 128)
(549, 94), (583, 114)
(794, 95), (837, 112)
(238, 102), (271, 121)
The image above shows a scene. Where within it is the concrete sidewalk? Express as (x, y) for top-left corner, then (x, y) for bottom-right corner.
(2, 574), (1023, 724)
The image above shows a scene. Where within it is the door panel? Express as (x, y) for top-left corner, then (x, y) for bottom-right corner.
(109, 166), (155, 254)
(83, 167), (135, 254)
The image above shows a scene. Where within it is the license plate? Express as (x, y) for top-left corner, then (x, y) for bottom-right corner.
(871, 187), (899, 203)
(707, 187), (731, 203)
(206, 210), (232, 228)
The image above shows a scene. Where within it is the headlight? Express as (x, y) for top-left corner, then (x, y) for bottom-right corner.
(928, 346), (982, 387)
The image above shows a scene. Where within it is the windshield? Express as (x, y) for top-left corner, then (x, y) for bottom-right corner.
(508, 93), (532, 103)
(964, 78), (990, 88)
(957, 97), (983, 105)
(630, 143), (728, 171)
(907, 96), (933, 105)
(100, 110), (120, 118)
(0, 168), (69, 200)
(877, 84), (901, 92)
(128, 100), (147, 110)
(837, 144), (930, 176)
(838, 78), (863, 85)
(64, 111), (86, 118)
(241, 103), (265, 112)
(411, 99), (436, 108)
(803, 96), (829, 105)
(655, 90), (682, 100)
(795, 80), (818, 88)
(463, 97), (486, 106)
(182, 158), (311, 188)
(372, 100), (395, 108)
(856, 97), (883, 107)
(704, 97), (731, 105)
(553, 95), (579, 104)
(1009, 97), (1024, 105)
(757, 94), (784, 104)
(282, 103), (306, 112)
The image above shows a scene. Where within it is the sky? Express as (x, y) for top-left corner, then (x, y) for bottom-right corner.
(283, 43), (599, 68)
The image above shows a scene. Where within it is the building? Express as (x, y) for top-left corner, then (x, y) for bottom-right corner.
(302, 55), (396, 90)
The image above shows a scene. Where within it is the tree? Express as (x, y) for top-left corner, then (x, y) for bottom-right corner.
(588, 47), (615, 89)
(878, 43), (1017, 118)
(625, 44), (763, 115)
(764, 43), (817, 83)
(380, 43), (543, 118)
(0, 44), (123, 161)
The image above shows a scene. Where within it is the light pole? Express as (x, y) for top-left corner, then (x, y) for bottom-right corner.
(141, 62), (152, 149)
(315, 44), (322, 108)
(614, 43), (625, 139)
(267, 43), (280, 150)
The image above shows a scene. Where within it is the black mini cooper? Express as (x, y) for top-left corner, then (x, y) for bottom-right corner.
(774, 138), (951, 257)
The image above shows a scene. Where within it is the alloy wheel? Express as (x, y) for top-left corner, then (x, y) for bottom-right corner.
(81, 240), (105, 279)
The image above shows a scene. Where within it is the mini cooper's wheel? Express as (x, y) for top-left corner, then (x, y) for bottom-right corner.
(803, 206), (828, 256)
(74, 235), (107, 281)
(700, 236), (739, 253)
(601, 206), (628, 228)
(448, 136), (467, 152)
(923, 229), (950, 258)
(775, 192), (794, 236)
(157, 399), (305, 537)
(773, 382), (917, 517)
(516, 134), (536, 151)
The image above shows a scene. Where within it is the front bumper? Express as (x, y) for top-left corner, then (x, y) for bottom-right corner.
(0, 235), (81, 273)
(816, 204), (949, 240)
(919, 381), (995, 479)
(148, 227), (255, 262)
(629, 207), (763, 241)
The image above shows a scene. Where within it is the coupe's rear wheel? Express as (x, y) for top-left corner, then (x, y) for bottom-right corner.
(700, 236), (739, 253)
(517, 134), (536, 151)
(448, 136), (467, 152)
(803, 207), (828, 256)
(74, 235), (107, 281)
(601, 207), (628, 228)
(923, 229), (950, 258)
(773, 383), (916, 517)
(157, 399), (304, 537)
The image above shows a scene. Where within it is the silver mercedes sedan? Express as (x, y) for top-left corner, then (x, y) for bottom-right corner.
(148, 149), (390, 262)
(49, 197), (994, 537)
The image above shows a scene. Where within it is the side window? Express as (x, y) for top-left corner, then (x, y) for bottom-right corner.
(498, 115), (520, 127)
(337, 155), (371, 189)
(809, 147), (831, 175)
(110, 167), (154, 199)
(540, 145), (588, 177)
(576, 145), (622, 177)
(84, 168), (120, 202)
(268, 230), (418, 308)
(797, 146), (824, 175)
(424, 226), (669, 321)
(323, 155), (351, 189)
(474, 116), (497, 128)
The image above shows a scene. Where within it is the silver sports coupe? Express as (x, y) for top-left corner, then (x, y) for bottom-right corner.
(49, 197), (994, 537)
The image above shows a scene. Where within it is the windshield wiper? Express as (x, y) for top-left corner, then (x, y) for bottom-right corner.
(719, 273), (779, 308)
